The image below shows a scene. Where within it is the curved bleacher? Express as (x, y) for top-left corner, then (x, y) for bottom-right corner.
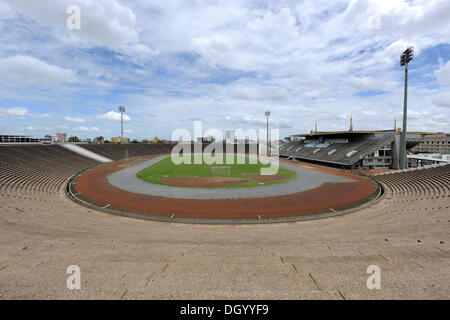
(0, 144), (175, 199)
(372, 164), (450, 202)
(0, 145), (100, 199)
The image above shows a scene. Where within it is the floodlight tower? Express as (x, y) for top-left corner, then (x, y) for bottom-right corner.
(399, 47), (414, 170)
(118, 106), (126, 143)
(265, 111), (271, 156)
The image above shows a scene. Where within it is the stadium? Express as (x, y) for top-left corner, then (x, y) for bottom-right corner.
(1, 0), (449, 303)
(0, 135), (449, 299)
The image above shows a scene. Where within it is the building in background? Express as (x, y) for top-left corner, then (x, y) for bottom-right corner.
(0, 135), (44, 143)
(411, 133), (450, 154)
(111, 137), (130, 143)
(57, 133), (67, 143)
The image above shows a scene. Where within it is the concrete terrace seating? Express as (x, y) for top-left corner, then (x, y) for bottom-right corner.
(80, 143), (175, 161)
(0, 144), (178, 199)
(0, 145), (99, 198)
(373, 164), (450, 202)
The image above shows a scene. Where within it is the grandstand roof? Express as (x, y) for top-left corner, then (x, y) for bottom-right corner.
(424, 133), (449, 138)
(291, 130), (438, 137)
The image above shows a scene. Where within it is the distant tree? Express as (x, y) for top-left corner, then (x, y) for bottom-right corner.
(142, 139), (149, 144)
(44, 134), (52, 139)
(68, 136), (80, 142)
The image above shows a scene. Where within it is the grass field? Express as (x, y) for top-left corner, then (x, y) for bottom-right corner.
(137, 154), (297, 188)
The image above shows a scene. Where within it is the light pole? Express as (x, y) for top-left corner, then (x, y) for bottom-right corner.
(265, 111), (271, 156)
(118, 106), (125, 143)
(399, 47), (414, 170)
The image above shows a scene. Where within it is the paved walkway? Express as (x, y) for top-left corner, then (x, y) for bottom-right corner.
(107, 156), (354, 199)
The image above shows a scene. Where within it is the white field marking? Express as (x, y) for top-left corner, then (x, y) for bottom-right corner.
(103, 204), (111, 209)
(329, 208), (336, 212)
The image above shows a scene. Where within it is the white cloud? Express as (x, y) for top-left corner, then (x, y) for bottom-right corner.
(91, 127), (100, 131)
(0, 107), (28, 118)
(435, 61), (450, 86)
(0, 1), (14, 19)
(248, 8), (298, 36)
(5, 0), (152, 54)
(1, 0), (449, 137)
(345, 76), (382, 92)
(0, 55), (75, 85)
(96, 111), (131, 122)
(362, 110), (378, 116)
(408, 110), (431, 120)
(433, 92), (450, 108)
(36, 113), (51, 119)
(229, 85), (288, 101)
(77, 126), (89, 132)
(224, 115), (294, 129)
(64, 116), (85, 123)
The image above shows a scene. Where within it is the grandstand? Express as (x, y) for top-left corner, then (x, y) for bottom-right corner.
(280, 130), (431, 170)
(280, 131), (395, 169)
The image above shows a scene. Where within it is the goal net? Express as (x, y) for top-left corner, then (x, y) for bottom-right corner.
(212, 166), (231, 176)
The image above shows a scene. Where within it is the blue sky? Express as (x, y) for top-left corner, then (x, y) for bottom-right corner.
(0, 0), (449, 140)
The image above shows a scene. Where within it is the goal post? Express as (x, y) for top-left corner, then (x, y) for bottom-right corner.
(212, 166), (231, 176)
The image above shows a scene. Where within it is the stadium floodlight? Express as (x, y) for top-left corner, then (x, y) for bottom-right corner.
(399, 47), (414, 170)
(118, 106), (126, 144)
(265, 111), (271, 156)
(400, 47), (414, 67)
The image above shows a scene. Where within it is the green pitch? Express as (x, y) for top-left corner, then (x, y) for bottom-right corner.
(137, 154), (297, 188)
